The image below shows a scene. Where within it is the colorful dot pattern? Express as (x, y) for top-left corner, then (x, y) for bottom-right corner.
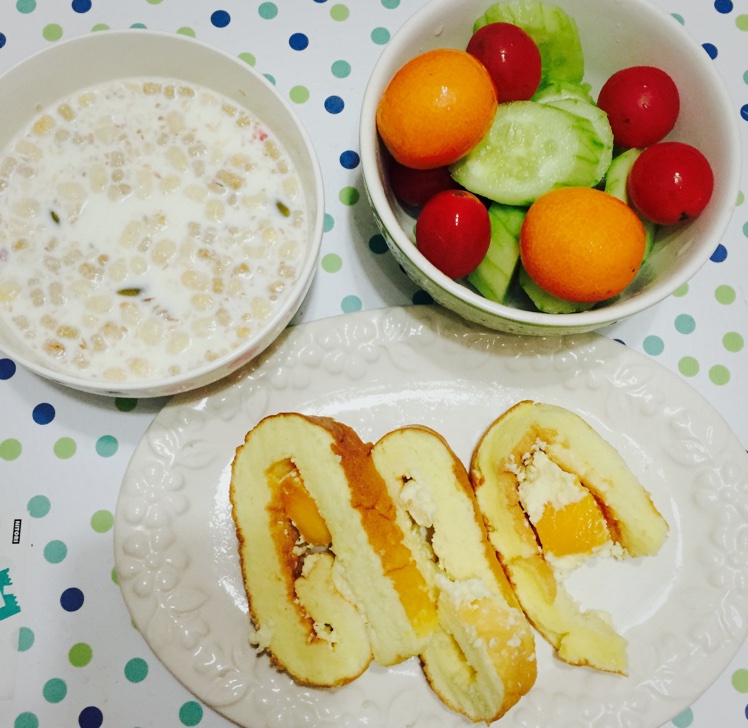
(0, 1), (745, 727)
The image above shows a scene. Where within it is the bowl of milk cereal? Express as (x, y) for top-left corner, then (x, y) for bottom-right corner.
(0, 30), (324, 397)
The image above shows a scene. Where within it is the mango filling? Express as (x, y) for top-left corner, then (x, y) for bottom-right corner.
(511, 443), (611, 560)
(533, 493), (610, 558)
(268, 459), (332, 547)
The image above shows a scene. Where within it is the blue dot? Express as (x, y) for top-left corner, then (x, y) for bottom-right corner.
(675, 313), (696, 334)
(258, 2), (278, 19)
(710, 243), (727, 262)
(369, 234), (388, 254)
(341, 295), (362, 313)
(324, 95), (345, 114)
(0, 358), (16, 379)
(643, 335), (664, 355)
(413, 289), (434, 305)
(702, 43), (718, 59)
(32, 402), (55, 425)
(714, 0), (733, 12)
(60, 587), (84, 612)
(78, 706), (103, 728)
(289, 32), (309, 50)
(210, 10), (231, 28)
(71, 0), (92, 12)
(741, 104), (748, 122)
(339, 150), (360, 169)
(0, 34), (6, 49)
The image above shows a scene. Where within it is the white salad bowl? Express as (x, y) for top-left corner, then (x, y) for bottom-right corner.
(360, 0), (741, 336)
(0, 30), (323, 397)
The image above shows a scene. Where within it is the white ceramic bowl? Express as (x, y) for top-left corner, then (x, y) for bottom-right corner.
(0, 30), (323, 397)
(360, 0), (741, 336)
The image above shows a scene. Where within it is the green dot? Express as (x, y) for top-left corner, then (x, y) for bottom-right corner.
(42, 677), (67, 703)
(0, 439), (22, 460)
(339, 187), (359, 205)
(16, 0), (36, 12)
(42, 23), (63, 41)
(331, 59), (351, 78)
(91, 509), (114, 533)
(115, 397), (137, 412)
(146, 0), (163, 4)
(323, 213), (334, 232)
(671, 707), (693, 728)
(177, 26), (196, 37)
(321, 253), (342, 273)
(95, 435), (119, 457)
(53, 437), (76, 459)
(678, 356), (700, 377)
(642, 335), (664, 356)
(18, 627), (35, 651)
(289, 85), (310, 104)
(371, 27), (391, 44)
(715, 284), (736, 304)
(341, 295), (362, 313)
(179, 701), (204, 726)
(671, 13), (685, 25)
(264, 73), (276, 85)
(28, 495), (51, 518)
(737, 190), (745, 206)
(672, 283), (688, 297)
(708, 364), (730, 385)
(723, 332), (743, 352)
(732, 668), (748, 692)
(382, 0), (400, 7)
(130, 22), (147, 29)
(111, 567), (119, 585)
(14, 714), (38, 728)
(258, 2), (278, 19)
(736, 14), (748, 31)
(674, 313), (695, 334)
(369, 233), (388, 254)
(91, 23), (110, 31)
(68, 642), (93, 667)
(238, 52), (256, 66)
(330, 4), (349, 21)
(44, 540), (67, 564)
(125, 657), (149, 683)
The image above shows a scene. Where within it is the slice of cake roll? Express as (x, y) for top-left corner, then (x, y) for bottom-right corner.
(470, 400), (669, 675)
(229, 413), (437, 685)
(371, 425), (537, 723)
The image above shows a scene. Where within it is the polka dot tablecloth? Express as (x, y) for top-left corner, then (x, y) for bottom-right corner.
(0, 1), (746, 727)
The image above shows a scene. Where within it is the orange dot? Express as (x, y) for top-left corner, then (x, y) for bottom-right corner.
(520, 187), (646, 303)
(376, 48), (497, 170)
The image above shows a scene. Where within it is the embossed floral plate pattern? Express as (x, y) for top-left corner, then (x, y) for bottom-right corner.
(113, 305), (748, 728)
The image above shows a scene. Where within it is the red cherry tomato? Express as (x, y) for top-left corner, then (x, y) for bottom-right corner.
(388, 158), (459, 209)
(627, 142), (714, 225)
(597, 66), (680, 148)
(466, 22), (542, 103)
(415, 190), (491, 278)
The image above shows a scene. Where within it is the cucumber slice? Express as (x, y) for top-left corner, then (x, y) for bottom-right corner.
(474, 1), (584, 86)
(468, 204), (525, 303)
(518, 266), (595, 314)
(540, 98), (614, 183)
(532, 80), (594, 104)
(605, 149), (657, 260)
(450, 101), (606, 206)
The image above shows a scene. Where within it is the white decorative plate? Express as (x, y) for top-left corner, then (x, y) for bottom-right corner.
(113, 305), (748, 728)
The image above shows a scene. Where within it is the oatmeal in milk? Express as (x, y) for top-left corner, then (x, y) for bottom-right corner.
(0, 77), (308, 382)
